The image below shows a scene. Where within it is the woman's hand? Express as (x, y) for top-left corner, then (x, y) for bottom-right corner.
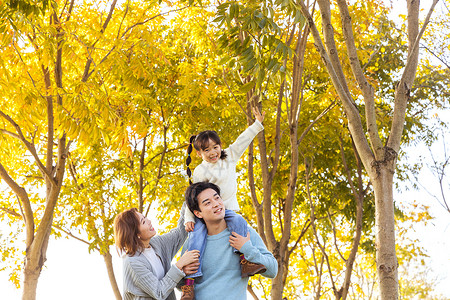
(182, 262), (200, 275)
(229, 231), (250, 252)
(175, 250), (200, 270)
(185, 222), (195, 232)
(252, 106), (265, 123)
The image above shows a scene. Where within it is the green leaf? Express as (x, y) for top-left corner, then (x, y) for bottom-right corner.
(239, 81), (255, 93)
(229, 3), (235, 19)
(267, 58), (277, 70)
(272, 62), (280, 73)
(243, 57), (256, 72)
(212, 16), (224, 23)
(256, 68), (265, 88)
(258, 18), (267, 29)
(294, 9), (304, 24)
(241, 46), (253, 56)
(218, 56), (229, 65)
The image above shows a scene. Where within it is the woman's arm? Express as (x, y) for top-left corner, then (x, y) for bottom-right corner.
(125, 256), (185, 300)
(124, 248), (199, 299)
(155, 202), (189, 258)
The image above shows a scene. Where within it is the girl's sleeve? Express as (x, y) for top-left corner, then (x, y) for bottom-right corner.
(193, 164), (208, 183)
(227, 120), (264, 162)
(125, 257), (185, 300)
(184, 206), (196, 225)
(239, 227), (278, 278)
(184, 166), (207, 224)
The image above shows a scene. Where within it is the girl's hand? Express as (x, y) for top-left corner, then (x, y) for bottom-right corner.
(229, 231), (250, 252)
(176, 250), (200, 270)
(183, 262), (200, 275)
(252, 106), (265, 123)
(185, 222), (195, 232)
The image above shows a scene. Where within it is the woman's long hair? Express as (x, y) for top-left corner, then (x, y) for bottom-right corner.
(114, 208), (144, 256)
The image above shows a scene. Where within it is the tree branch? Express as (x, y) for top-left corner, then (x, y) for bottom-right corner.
(336, 0), (384, 160)
(144, 122), (168, 216)
(0, 110), (55, 185)
(388, 0), (439, 152)
(12, 37), (46, 100)
(297, 0), (375, 174)
(316, 0), (353, 102)
(52, 225), (99, 250)
(298, 100), (337, 145)
(0, 128), (20, 139)
(0, 206), (22, 218)
(305, 156), (338, 296)
(0, 162), (35, 247)
(81, 0), (118, 82)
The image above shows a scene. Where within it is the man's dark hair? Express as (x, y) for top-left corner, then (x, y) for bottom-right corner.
(185, 181), (221, 214)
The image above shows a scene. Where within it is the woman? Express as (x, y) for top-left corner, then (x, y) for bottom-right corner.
(114, 203), (199, 300)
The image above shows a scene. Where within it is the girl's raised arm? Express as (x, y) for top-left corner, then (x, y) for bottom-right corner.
(252, 106), (265, 124)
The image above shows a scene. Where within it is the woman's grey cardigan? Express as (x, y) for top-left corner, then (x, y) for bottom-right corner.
(122, 203), (188, 300)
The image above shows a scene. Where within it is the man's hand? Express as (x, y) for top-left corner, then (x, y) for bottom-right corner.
(229, 231), (250, 251)
(185, 221), (195, 232)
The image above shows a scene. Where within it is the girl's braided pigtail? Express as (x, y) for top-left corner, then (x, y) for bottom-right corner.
(186, 135), (196, 185)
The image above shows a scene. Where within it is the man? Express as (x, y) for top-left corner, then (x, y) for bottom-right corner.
(182, 181), (278, 299)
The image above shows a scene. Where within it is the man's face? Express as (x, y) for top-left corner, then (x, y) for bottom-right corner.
(194, 188), (225, 222)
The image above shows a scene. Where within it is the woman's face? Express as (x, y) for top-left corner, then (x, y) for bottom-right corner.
(135, 211), (156, 242)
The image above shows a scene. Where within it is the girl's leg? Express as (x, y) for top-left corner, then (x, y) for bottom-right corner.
(224, 209), (266, 277)
(224, 209), (248, 240)
(185, 217), (207, 279)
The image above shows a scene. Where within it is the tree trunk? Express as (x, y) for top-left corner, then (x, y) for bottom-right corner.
(22, 260), (41, 300)
(103, 252), (122, 300)
(270, 256), (284, 300)
(372, 161), (398, 299)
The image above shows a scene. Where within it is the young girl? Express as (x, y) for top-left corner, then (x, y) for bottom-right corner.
(181, 107), (266, 300)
